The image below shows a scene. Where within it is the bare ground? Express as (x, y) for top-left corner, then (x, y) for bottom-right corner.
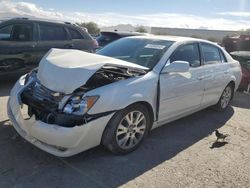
(0, 81), (249, 188)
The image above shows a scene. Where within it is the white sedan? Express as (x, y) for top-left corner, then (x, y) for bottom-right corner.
(8, 36), (242, 157)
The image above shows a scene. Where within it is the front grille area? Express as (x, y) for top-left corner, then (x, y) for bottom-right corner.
(20, 81), (85, 127)
(31, 82), (63, 104)
(21, 81), (64, 114)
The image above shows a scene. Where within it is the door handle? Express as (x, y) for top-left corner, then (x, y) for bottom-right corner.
(197, 75), (211, 80)
(28, 44), (36, 48)
(197, 76), (204, 80)
(224, 70), (229, 74)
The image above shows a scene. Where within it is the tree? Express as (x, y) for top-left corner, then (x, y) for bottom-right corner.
(135, 26), (147, 33)
(77, 22), (100, 35)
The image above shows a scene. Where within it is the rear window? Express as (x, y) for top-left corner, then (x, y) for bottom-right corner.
(68, 27), (84, 39)
(39, 24), (67, 41)
(219, 50), (227, 62)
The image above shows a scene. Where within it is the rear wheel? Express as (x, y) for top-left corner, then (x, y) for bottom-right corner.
(214, 84), (233, 111)
(102, 104), (151, 154)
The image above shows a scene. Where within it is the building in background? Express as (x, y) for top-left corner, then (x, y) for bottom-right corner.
(151, 27), (236, 42)
(101, 24), (151, 33)
(101, 25), (236, 42)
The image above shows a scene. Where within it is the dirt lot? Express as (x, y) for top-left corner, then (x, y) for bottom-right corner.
(0, 80), (250, 188)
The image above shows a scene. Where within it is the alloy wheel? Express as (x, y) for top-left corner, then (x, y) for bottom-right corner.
(220, 86), (232, 109)
(116, 111), (146, 149)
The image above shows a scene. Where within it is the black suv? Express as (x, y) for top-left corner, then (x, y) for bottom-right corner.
(96, 31), (147, 48)
(0, 18), (98, 79)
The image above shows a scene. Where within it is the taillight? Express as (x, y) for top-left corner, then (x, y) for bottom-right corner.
(92, 39), (99, 49)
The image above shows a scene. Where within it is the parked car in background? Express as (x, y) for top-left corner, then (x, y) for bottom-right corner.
(230, 51), (250, 91)
(222, 35), (250, 53)
(0, 18), (98, 79)
(8, 36), (241, 157)
(96, 31), (147, 48)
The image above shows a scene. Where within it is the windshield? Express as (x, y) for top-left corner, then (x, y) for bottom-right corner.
(97, 38), (173, 69)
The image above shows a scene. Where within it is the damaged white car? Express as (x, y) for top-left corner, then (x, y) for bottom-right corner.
(8, 36), (241, 157)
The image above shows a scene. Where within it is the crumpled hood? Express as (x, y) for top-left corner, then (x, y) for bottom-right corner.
(37, 48), (147, 94)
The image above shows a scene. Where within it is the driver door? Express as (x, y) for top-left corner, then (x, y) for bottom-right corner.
(158, 43), (205, 122)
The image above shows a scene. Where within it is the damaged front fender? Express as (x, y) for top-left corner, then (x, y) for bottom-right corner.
(86, 71), (159, 120)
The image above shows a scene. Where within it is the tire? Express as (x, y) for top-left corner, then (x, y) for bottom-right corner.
(214, 84), (233, 111)
(102, 104), (151, 154)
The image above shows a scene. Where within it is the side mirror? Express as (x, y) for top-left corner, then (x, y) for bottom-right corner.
(162, 61), (190, 73)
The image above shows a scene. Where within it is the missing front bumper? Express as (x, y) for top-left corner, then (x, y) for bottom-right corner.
(7, 77), (114, 157)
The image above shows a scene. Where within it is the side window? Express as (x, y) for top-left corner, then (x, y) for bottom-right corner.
(39, 24), (67, 41)
(0, 25), (13, 40)
(68, 28), (84, 39)
(201, 43), (221, 64)
(170, 43), (201, 67)
(11, 24), (33, 41)
(219, 50), (227, 62)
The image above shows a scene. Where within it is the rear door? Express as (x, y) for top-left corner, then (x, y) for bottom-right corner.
(0, 23), (37, 75)
(35, 23), (73, 61)
(199, 43), (231, 105)
(66, 26), (94, 52)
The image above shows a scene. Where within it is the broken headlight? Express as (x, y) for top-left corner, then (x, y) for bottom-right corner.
(24, 68), (38, 84)
(63, 95), (99, 115)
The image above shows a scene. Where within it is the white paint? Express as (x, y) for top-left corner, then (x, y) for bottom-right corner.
(37, 48), (148, 94)
(8, 77), (114, 157)
(8, 36), (242, 157)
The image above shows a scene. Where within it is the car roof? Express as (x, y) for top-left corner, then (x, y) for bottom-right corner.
(1, 18), (78, 28)
(127, 35), (215, 43)
(127, 35), (223, 49)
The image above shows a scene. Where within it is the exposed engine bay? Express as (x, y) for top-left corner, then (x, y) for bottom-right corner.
(77, 65), (145, 91)
(20, 65), (146, 127)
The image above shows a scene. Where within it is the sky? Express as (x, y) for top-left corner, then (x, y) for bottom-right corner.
(0, 0), (250, 30)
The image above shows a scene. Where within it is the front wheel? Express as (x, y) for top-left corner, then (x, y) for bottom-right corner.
(214, 84), (233, 111)
(102, 104), (151, 154)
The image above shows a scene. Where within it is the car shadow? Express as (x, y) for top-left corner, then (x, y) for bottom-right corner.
(0, 106), (234, 188)
(231, 92), (250, 109)
(60, 106), (234, 187)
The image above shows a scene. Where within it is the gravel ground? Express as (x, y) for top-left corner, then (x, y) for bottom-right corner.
(0, 80), (249, 188)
